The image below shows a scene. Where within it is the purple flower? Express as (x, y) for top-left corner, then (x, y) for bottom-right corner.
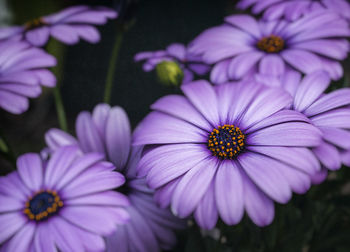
(237, 0), (350, 21)
(133, 80), (323, 228)
(45, 104), (185, 251)
(0, 5), (117, 47)
(135, 43), (210, 85)
(189, 12), (350, 84)
(255, 70), (350, 183)
(0, 146), (129, 251)
(0, 40), (56, 114)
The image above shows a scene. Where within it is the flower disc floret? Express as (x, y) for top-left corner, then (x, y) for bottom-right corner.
(24, 190), (63, 222)
(208, 124), (245, 159)
(257, 35), (284, 53)
(24, 18), (46, 31)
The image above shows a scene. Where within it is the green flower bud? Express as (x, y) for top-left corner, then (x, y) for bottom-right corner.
(155, 61), (184, 87)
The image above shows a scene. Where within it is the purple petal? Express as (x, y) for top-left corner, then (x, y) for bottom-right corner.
(44, 145), (82, 188)
(25, 27), (50, 47)
(61, 9), (117, 24)
(60, 206), (127, 236)
(311, 108), (350, 128)
(240, 87), (292, 128)
(320, 57), (343, 81)
(105, 106), (131, 170)
(0, 90), (29, 114)
(241, 171), (275, 226)
(0, 83), (41, 98)
(73, 25), (100, 44)
(17, 153), (43, 192)
(310, 168), (328, 185)
(210, 59), (230, 84)
(34, 69), (57, 87)
(293, 71), (330, 112)
(281, 49), (323, 75)
(259, 54), (285, 76)
(76, 111), (105, 153)
(0, 212), (27, 244)
(246, 110), (311, 134)
(133, 112), (207, 145)
(313, 141), (341, 171)
(228, 51), (263, 80)
(92, 103), (111, 138)
(34, 222), (56, 252)
(304, 89), (350, 117)
(45, 128), (77, 151)
(166, 43), (186, 61)
(248, 122), (322, 147)
(238, 152), (292, 203)
(53, 152), (105, 190)
(151, 94), (212, 131)
(0, 194), (23, 212)
(65, 191), (129, 207)
(5, 222), (35, 252)
(248, 145), (320, 175)
(194, 181), (218, 230)
(225, 14), (262, 38)
(0, 172), (30, 200)
(320, 127), (350, 149)
(341, 150), (350, 167)
(181, 80), (219, 126)
(281, 165), (311, 194)
(142, 144), (209, 188)
(44, 5), (90, 23)
(171, 157), (218, 218)
(50, 24), (80, 45)
(215, 161), (244, 225)
(61, 166), (124, 198)
(0, 26), (23, 40)
(154, 178), (181, 209)
(292, 39), (349, 60)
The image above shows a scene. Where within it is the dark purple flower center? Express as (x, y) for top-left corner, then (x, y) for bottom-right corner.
(207, 124), (245, 160)
(257, 35), (284, 53)
(24, 190), (63, 222)
(24, 18), (46, 31)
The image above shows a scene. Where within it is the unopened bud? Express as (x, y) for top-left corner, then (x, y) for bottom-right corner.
(155, 61), (184, 87)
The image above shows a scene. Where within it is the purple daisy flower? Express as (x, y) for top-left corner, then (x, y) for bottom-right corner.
(0, 146), (129, 251)
(135, 43), (210, 85)
(189, 12), (350, 84)
(0, 40), (56, 114)
(133, 80), (323, 229)
(255, 70), (350, 183)
(237, 0), (350, 21)
(45, 103), (185, 252)
(0, 5), (117, 47)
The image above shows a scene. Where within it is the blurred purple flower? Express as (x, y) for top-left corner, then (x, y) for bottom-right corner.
(189, 12), (350, 84)
(237, 0), (350, 21)
(0, 146), (129, 251)
(135, 43), (210, 85)
(45, 104), (185, 252)
(0, 5), (117, 47)
(0, 40), (56, 114)
(256, 70), (350, 183)
(133, 80), (322, 229)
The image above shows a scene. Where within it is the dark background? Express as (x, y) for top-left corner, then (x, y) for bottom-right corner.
(1, 1), (350, 251)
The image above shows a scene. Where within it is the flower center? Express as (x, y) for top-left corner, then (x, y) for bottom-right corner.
(207, 124), (245, 160)
(257, 35), (284, 53)
(24, 190), (63, 222)
(24, 18), (46, 31)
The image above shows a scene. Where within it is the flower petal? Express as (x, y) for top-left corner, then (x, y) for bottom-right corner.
(17, 153), (43, 192)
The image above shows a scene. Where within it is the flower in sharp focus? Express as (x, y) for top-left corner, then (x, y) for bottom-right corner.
(256, 70), (350, 183)
(237, 0), (350, 21)
(0, 5), (117, 47)
(133, 80), (323, 229)
(189, 12), (350, 84)
(135, 43), (210, 85)
(0, 146), (129, 251)
(45, 103), (185, 252)
(0, 40), (56, 114)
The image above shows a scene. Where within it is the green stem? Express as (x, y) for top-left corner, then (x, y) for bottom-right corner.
(53, 85), (68, 132)
(103, 31), (124, 104)
(0, 132), (16, 169)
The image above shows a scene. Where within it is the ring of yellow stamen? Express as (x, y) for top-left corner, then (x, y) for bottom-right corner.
(208, 124), (245, 160)
(257, 35), (284, 53)
(24, 18), (46, 31)
(23, 189), (64, 222)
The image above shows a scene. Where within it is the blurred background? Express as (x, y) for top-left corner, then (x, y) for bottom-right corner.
(1, 0), (350, 251)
